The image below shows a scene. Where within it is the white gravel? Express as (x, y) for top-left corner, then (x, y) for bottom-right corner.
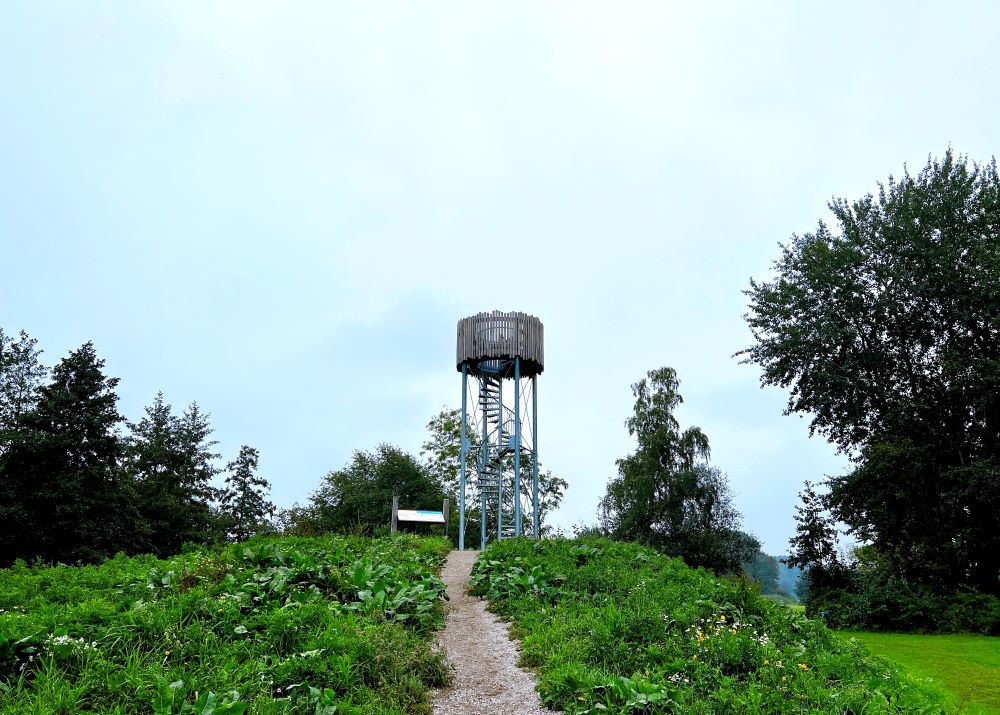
(432, 550), (558, 715)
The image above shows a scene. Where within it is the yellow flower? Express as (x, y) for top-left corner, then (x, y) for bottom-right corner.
(763, 659), (770, 665)
(798, 663), (808, 670)
(781, 675), (787, 682)
(164, 650), (171, 656)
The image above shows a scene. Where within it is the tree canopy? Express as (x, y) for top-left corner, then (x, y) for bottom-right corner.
(0, 342), (136, 563)
(599, 367), (758, 574)
(308, 444), (445, 535)
(0, 330), (272, 563)
(219, 445), (275, 542)
(125, 394), (222, 555)
(741, 150), (1000, 593)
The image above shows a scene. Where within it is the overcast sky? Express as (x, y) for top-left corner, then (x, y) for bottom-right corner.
(3, 2), (999, 554)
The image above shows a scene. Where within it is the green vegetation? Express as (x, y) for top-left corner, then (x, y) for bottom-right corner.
(0, 534), (451, 714)
(282, 444), (447, 537)
(808, 569), (1000, 635)
(420, 407), (568, 543)
(599, 367), (758, 575)
(0, 333), (275, 566)
(742, 150), (1000, 605)
(471, 537), (952, 714)
(841, 632), (1000, 714)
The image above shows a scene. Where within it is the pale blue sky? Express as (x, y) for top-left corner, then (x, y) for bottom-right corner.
(3, 2), (999, 553)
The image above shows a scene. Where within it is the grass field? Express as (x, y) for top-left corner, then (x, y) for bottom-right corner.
(840, 632), (1000, 714)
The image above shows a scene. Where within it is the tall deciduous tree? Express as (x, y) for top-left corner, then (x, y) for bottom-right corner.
(0, 328), (47, 449)
(310, 444), (445, 535)
(219, 445), (275, 542)
(599, 367), (758, 573)
(741, 150), (1000, 592)
(0, 342), (136, 564)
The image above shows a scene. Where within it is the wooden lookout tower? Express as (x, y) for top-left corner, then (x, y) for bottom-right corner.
(456, 311), (544, 549)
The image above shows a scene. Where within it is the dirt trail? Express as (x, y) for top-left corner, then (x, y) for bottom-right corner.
(432, 550), (556, 715)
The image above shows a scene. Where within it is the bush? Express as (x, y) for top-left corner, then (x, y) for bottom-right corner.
(808, 567), (1000, 635)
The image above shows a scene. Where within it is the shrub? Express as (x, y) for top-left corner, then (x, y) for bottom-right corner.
(809, 568), (1000, 635)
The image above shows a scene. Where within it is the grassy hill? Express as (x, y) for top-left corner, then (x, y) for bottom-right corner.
(471, 537), (954, 714)
(5, 533), (984, 714)
(0, 534), (452, 714)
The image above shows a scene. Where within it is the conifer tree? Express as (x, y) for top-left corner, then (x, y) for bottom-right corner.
(126, 395), (221, 555)
(0, 342), (135, 564)
(219, 445), (274, 542)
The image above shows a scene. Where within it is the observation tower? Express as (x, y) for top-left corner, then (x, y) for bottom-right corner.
(456, 311), (543, 549)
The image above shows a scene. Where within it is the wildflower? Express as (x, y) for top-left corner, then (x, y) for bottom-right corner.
(165, 650), (172, 656)
(763, 659), (769, 665)
(798, 663), (808, 670)
(781, 675), (787, 682)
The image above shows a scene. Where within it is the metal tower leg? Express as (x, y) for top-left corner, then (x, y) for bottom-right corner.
(481, 382), (489, 551)
(459, 364), (468, 550)
(497, 378), (503, 541)
(514, 358), (522, 536)
(532, 374), (540, 538)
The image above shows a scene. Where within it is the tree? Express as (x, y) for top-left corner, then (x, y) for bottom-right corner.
(785, 481), (842, 600)
(310, 444), (445, 534)
(219, 445), (275, 542)
(125, 394), (221, 555)
(599, 367), (758, 573)
(0, 342), (136, 564)
(421, 408), (464, 496)
(740, 150), (1000, 593)
(421, 406), (568, 539)
(785, 481), (840, 574)
(0, 328), (47, 449)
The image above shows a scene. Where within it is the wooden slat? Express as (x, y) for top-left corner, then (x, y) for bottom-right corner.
(456, 310), (544, 376)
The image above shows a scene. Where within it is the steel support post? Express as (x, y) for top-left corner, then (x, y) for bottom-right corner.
(458, 364), (468, 550)
(514, 358), (522, 536)
(532, 374), (540, 538)
(481, 371), (489, 551)
(497, 377), (503, 541)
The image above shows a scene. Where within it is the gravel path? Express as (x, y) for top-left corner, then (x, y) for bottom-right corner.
(432, 550), (556, 715)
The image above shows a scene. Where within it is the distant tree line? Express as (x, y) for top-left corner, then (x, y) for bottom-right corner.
(0, 329), (274, 565)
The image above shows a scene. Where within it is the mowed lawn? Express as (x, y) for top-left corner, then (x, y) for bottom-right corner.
(840, 632), (1000, 714)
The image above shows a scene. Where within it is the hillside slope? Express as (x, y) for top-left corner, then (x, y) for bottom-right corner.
(471, 538), (951, 714)
(0, 535), (451, 714)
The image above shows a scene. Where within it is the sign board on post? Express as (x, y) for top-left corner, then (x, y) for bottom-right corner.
(391, 498), (450, 536)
